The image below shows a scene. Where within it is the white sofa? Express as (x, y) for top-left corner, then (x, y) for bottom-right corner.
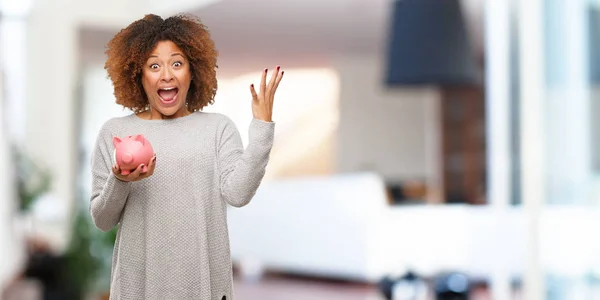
(227, 172), (600, 283)
(228, 172), (391, 282)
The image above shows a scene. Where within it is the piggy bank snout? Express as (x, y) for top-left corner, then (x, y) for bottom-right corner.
(122, 153), (134, 164)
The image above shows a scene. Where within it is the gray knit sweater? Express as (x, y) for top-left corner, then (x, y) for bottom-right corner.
(89, 112), (275, 300)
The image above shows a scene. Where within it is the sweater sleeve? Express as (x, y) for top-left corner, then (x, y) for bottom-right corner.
(89, 121), (132, 232)
(218, 117), (275, 207)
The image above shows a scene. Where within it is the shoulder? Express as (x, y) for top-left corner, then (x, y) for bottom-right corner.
(195, 112), (241, 142)
(195, 111), (236, 128)
(196, 111), (232, 122)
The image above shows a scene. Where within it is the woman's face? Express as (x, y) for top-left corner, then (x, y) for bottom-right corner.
(141, 40), (192, 118)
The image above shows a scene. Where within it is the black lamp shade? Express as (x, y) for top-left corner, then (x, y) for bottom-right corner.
(385, 0), (479, 86)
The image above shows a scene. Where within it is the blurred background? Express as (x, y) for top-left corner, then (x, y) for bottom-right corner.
(1, 0), (600, 299)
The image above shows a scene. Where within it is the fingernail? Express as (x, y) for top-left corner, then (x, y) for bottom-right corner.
(281, 71), (284, 75)
(251, 84), (254, 88)
(152, 157), (156, 162)
(277, 65), (280, 70)
(264, 68), (268, 73)
(141, 164), (145, 168)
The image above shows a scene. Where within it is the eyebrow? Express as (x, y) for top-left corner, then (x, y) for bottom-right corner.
(149, 53), (185, 58)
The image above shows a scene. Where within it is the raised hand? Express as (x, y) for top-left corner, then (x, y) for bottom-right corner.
(250, 66), (284, 122)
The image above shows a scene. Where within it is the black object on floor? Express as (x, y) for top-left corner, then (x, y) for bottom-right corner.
(434, 272), (470, 300)
(378, 271), (428, 300)
(24, 251), (78, 300)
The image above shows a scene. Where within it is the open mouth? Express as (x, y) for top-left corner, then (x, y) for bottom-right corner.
(157, 87), (179, 106)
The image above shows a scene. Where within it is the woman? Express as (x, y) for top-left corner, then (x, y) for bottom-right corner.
(90, 13), (283, 300)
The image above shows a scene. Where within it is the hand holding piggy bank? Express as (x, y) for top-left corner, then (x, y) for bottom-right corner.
(112, 134), (155, 177)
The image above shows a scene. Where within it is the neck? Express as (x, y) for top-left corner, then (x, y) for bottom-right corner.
(144, 106), (190, 120)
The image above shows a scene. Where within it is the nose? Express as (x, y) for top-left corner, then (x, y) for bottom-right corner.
(160, 68), (174, 82)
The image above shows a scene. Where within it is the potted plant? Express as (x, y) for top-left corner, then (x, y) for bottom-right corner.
(64, 190), (117, 299)
(12, 145), (52, 230)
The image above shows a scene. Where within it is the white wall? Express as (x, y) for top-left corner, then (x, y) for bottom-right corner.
(26, 0), (79, 250)
(334, 54), (441, 185)
(0, 69), (24, 292)
(143, 0), (221, 17)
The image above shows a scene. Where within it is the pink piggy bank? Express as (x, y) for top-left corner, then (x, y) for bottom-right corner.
(112, 134), (154, 175)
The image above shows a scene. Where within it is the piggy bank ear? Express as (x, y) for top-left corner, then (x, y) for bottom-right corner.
(134, 134), (146, 145)
(113, 136), (122, 147)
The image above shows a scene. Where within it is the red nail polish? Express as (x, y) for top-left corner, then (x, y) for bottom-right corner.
(251, 84), (254, 87)
(277, 65), (280, 70)
(265, 68), (268, 73)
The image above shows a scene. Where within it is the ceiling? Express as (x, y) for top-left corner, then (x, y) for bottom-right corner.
(80, 0), (484, 76)
(195, 0), (483, 74)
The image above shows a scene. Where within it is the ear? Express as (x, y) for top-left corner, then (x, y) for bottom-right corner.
(113, 136), (122, 147)
(134, 134), (146, 145)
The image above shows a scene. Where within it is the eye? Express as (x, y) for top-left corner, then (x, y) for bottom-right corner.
(150, 63), (159, 70)
(173, 61), (182, 67)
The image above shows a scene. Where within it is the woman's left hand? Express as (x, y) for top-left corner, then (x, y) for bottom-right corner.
(250, 66), (284, 122)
